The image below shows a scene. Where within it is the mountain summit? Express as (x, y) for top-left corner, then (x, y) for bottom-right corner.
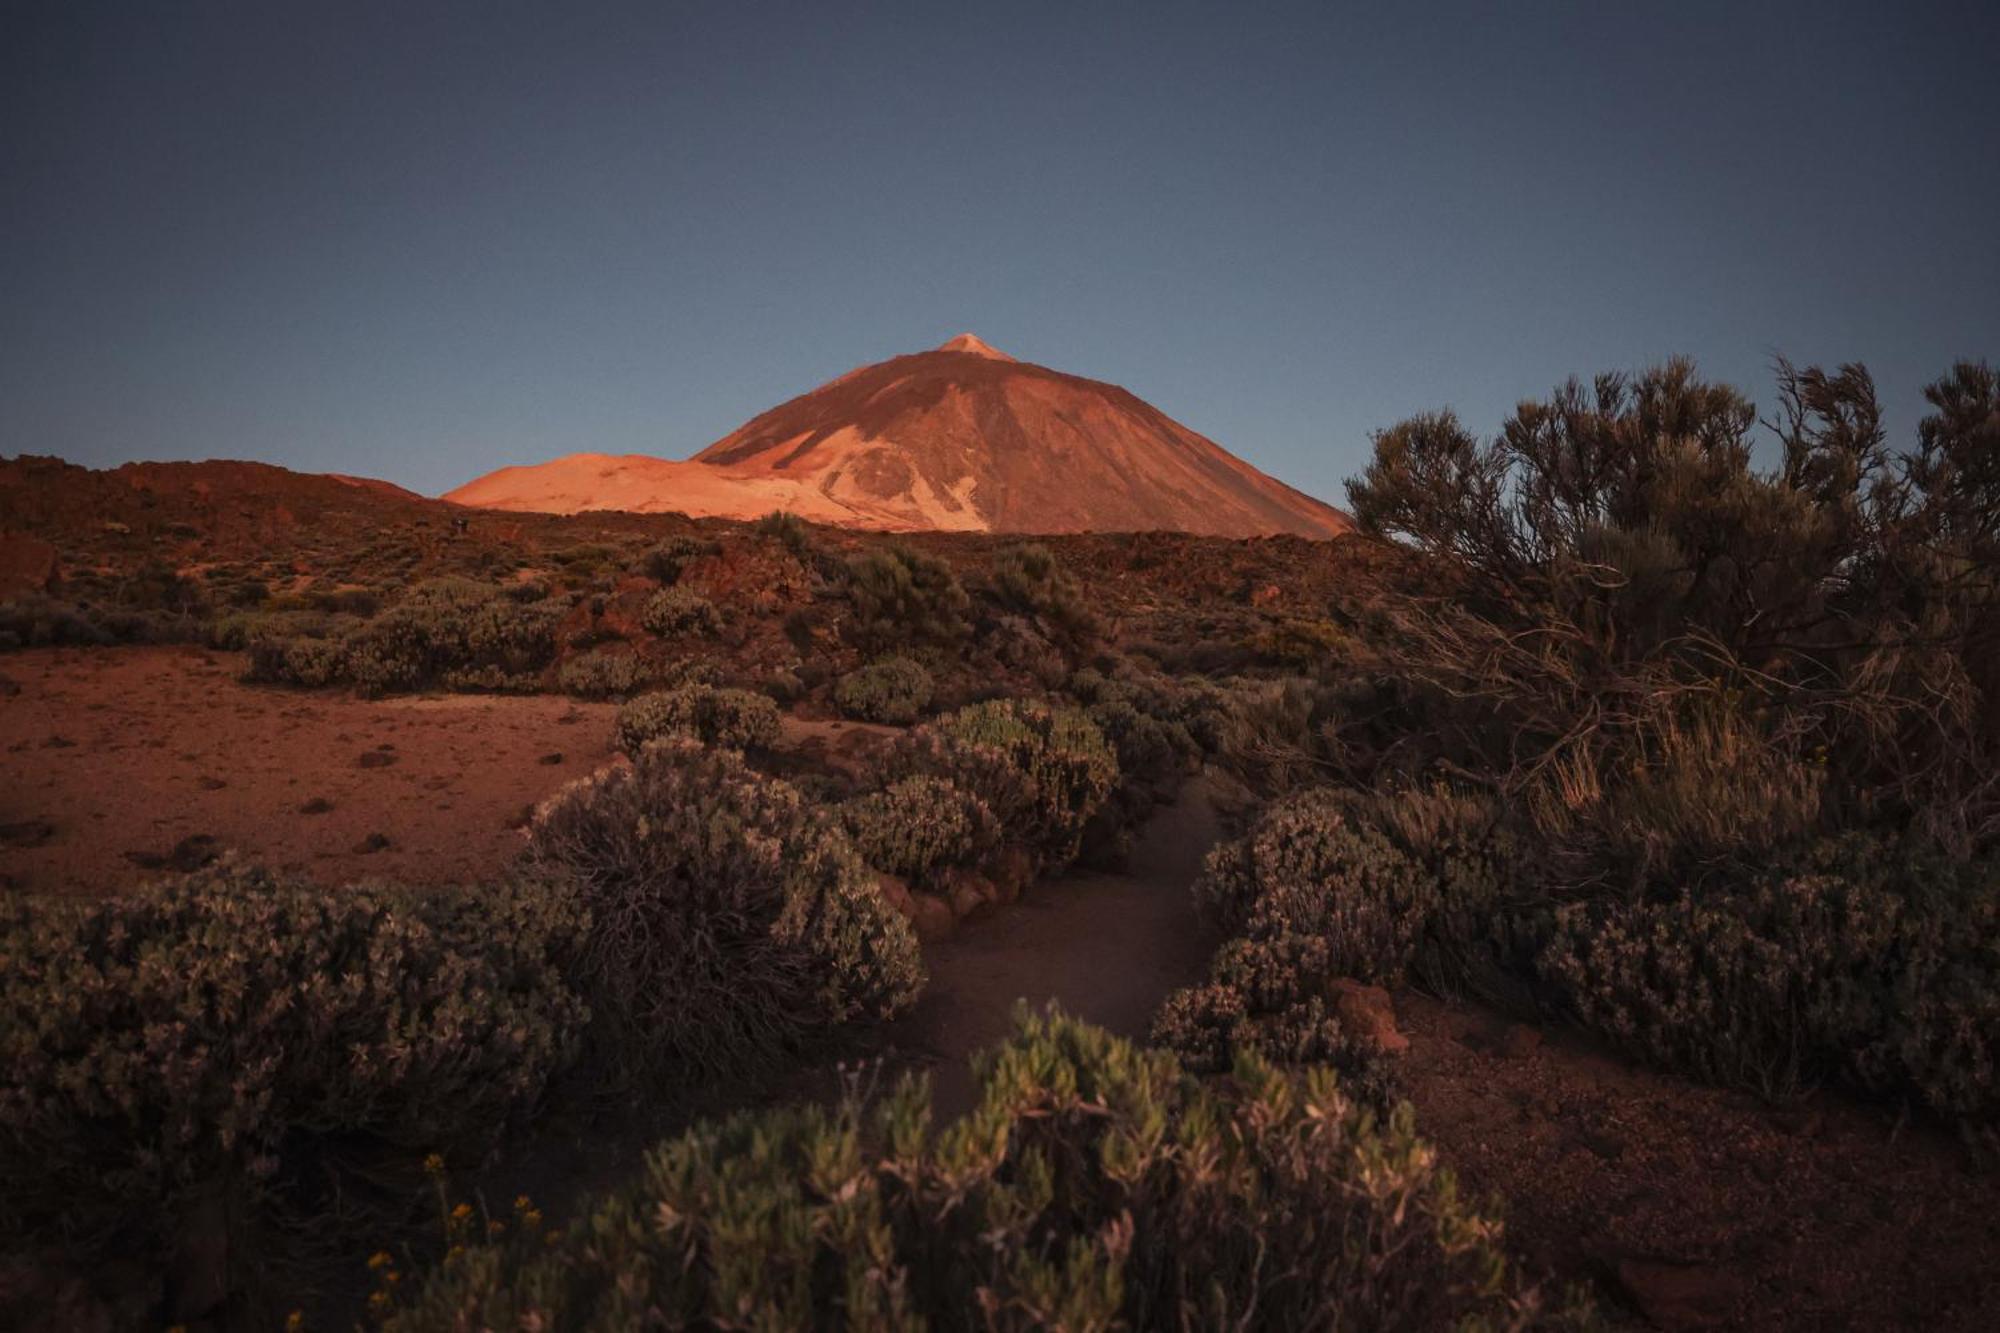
(446, 338), (1349, 537)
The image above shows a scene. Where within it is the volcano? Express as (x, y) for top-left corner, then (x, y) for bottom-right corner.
(445, 336), (1349, 538)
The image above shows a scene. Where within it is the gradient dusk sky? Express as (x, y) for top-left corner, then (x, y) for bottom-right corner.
(3, 1), (1994, 502)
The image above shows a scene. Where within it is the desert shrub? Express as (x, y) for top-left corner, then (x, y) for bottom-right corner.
(636, 534), (717, 584)
(1344, 356), (2000, 861)
(237, 582), (561, 696)
(752, 509), (814, 556)
(895, 698), (1117, 866)
(383, 1010), (1579, 1332)
(556, 649), (650, 698)
(0, 863), (587, 1256)
(832, 654), (933, 724)
(612, 683), (782, 753)
(524, 739), (923, 1072)
(1539, 835), (2000, 1138)
(1190, 789), (1434, 979)
(838, 776), (999, 883)
(640, 585), (721, 637)
(0, 596), (112, 649)
(986, 542), (1093, 642)
(1150, 980), (1392, 1106)
(844, 545), (971, 651)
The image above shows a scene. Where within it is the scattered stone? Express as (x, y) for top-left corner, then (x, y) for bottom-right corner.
(905, 892), (955, 943)
(356, 750), (397, 768)
(353, 832), (392, 854)
(1614, 1257), (1746, 1329)
(123, 834), (220, 874)
(1770, 1108), (1824, 1140)
(43, 735), (75, 749)
(538, 751), (565, 765)
(1578, 1125), (1628, 1161)
(987, 845), (1036, 903)
(872, 872), (916, 922)
(1325, 978), (1408, 1055)
(299, 797), (334, 815)
(197, 776), (228, 791)
(940, 868), (997, 920)
(1500, 1022), (1544, 1060)
(0, 819), (55, 849)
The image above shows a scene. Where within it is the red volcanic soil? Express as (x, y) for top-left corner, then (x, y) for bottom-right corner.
(0, 646), (616, 897)
(447, 335), (1351, 538)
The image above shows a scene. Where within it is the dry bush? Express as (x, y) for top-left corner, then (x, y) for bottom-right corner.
(612, 683), (781, 753)
(837, 776), (1000, 885)
(892, 698), (1117, 868)
(0, 863), (586, 1262)
(833, 654), (933, 724)
(524, 739), (923, 1073)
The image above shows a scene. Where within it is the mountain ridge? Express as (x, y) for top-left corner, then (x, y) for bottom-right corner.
(446, 337), (1349, 538)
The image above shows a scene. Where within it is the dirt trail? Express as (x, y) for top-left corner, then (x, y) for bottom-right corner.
(882, 780), (1226, 1116)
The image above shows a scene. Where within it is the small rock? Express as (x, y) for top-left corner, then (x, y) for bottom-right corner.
(1770, 1108), (1823, 1139)
(873, 872), (916, 921)
(936, 866), (997, 919)
(905, 892), (955, 943)
(43, 735), (75, 749)
(538, 751), (565, 765)
(1325, 978), (1409, 1055)
(353, 832), (392, 854)
(1578, 1125), (1628, 1160)
(0, 819), (55, 849)
(1500, 1022), (1543, 1059)
(987, 845), (1036, 902)
(1614, 1257), (1745, 1329)
(299, 797), (334, 815)
(197, 776), (228, 791)
(356, 751), (397, 768)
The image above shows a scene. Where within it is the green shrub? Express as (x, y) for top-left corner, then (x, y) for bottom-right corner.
(987, 542), (1093, 641)
(1540, 835), (2000, 1138)
(524, 739), (923, 1072)
(384, 1010), (1579, 1332)
(640, 586), (721, 637)
(557, 649), (650, 698)
(1190, 789), (1433, 981)
(636, 534), (717, 584)
(838, 776), (999, 883)
(844, 545), (970, 651)
(752, 510), (814, 556)
(244, 633), (346, 687)
(895, 698), (1117, 866)
(237, 581), (561, 696)
(613, 684), (782, 753)
(832, 655), (933, 724)
(0, 863), (587, 1253)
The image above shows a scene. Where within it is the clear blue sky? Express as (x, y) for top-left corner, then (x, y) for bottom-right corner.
(3, 1), (1994, 502)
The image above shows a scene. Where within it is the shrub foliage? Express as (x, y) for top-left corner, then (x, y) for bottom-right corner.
(0, 863), (587, 1250)
(613, 683), (782, 753)
(384, 1010), (1581, 1331)
(525, 739), (924, 1071)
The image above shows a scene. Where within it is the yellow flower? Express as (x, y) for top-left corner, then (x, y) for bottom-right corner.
(285, 1313), (305, 1333)
(423, 1153), (446, 1177)
(367, 1251), (395, 1271)
(451, 1202), (475, 1221)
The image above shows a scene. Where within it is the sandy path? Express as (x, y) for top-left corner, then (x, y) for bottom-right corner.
(881, 780), (1224, 1116)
